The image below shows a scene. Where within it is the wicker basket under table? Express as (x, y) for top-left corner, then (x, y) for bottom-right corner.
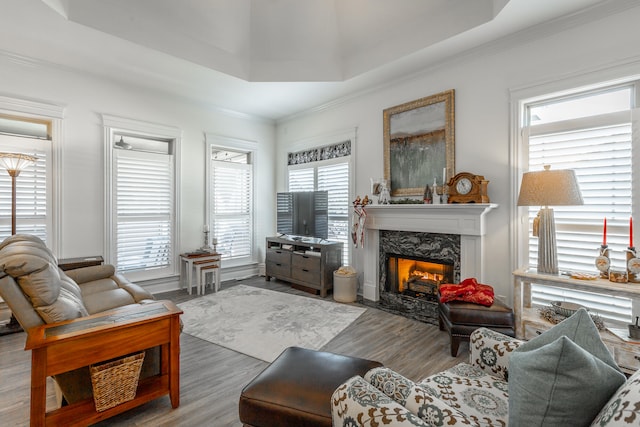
(90, 352), (145, 412)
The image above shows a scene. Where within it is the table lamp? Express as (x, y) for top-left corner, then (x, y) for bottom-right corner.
(517, 165), (583, 274)
(0, 152), (37, 336)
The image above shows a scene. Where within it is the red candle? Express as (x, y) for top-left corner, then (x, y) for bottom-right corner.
(631, 216), (634, 248)
(603, 217), (607, 246)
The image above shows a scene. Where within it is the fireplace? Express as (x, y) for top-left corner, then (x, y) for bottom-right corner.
(386, 254), (454, 302)
(376, 229), (460, 323)
(360, 204), (497, 324)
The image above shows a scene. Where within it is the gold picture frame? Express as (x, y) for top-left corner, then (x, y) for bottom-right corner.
(383, 89), (455, 197)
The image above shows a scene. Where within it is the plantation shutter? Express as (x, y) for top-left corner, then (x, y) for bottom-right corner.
(288, 158), (351, 266)
(288, 168), (314, 191)
(318, 162), (350, 265)
(0, 136), (49, 242)
(525, 109), (634, 323)
(211, 160), (252, 259)
(114, 149), (174, 273)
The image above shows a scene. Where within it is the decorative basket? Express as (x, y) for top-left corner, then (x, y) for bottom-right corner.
(90, 352), (145, 412)
(551, 301), (585, 318)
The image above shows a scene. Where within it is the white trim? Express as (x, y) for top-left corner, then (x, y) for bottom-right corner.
(102, 114), (182, 279)
(0, 95), (65, 255)
(204, 133), (259, 268)
(509, 62), (640, 276)
(102, 114), (181, 138)
(0, 95), (65, 119)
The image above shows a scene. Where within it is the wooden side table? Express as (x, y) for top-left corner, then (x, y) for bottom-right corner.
(513, 268), (640, 373)
(25, 301), (182, 426)
(180, 252), (221, 295)
(57, 256), (104, 271)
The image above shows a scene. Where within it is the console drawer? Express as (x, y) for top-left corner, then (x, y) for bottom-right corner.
(614, 347), (640, 372)
(291, 253), (321, 284)
(292, 253), (320, 271)
(266, 261), (290, 278)
(266, 248), (291, 264)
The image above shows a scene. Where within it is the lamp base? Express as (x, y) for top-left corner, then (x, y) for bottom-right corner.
(537, 207), (558, 274)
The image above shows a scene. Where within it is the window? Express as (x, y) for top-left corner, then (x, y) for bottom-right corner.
(287, 139), (352, 266)
(206, 136), (256, 263)
(104, 115), (180, 281)
(518, 82), (638, 323)
(0, 97), (63, 252)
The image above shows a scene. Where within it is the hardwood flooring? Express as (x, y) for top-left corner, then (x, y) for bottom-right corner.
(0, 276), (467, 426)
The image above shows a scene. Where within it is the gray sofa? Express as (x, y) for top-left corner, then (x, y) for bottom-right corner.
(0, 234), (160, 404)
(332, 309), (640, 426)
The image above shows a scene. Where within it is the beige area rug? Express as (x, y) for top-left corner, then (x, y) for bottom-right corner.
(177, 284), (366, 362)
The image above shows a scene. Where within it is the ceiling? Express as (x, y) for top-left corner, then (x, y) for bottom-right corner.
(0, 0), (615, 120)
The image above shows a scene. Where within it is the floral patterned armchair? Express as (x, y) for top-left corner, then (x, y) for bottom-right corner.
(331, 327), (640, 426)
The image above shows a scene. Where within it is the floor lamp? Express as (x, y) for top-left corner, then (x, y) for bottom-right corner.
(517, 165), (583, 275)
(0, 152), (37, 336)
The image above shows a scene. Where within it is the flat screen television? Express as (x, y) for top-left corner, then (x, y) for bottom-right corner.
(276, 191), (328, 239)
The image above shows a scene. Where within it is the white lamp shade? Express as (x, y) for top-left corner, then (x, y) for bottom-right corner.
(517, 165), (583, 207)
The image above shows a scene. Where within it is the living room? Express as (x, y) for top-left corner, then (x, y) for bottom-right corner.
(2, 0), (640, 426)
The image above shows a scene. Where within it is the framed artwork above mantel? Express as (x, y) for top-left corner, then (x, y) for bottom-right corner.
(383, 90), (455, 197)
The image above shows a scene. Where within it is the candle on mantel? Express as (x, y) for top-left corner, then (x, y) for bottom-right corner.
(630, 216), (634, 248)
(603, 217), (607, 246)
(203, 224), (209, 233)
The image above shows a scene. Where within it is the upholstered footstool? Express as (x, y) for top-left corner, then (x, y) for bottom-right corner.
(239, 346), (382, 427)
(439, 299), (515, 357)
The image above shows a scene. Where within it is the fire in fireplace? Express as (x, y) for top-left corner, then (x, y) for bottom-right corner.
(386, 254), (454, 302)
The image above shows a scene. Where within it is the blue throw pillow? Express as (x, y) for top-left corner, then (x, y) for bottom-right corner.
(508, 308), (626, 426)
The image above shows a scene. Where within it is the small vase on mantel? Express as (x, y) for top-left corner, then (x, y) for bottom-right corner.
(423, 183), (432, 204)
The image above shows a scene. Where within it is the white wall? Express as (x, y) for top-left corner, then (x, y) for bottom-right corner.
(0, 54), (276, 286)
(275, 5), (640, 303)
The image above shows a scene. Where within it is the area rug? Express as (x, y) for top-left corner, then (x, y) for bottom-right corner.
(177, 284), (366, 362)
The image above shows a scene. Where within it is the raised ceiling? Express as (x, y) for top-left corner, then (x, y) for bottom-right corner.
(0, 0), (616, 119)
(44, 0), (510, 82)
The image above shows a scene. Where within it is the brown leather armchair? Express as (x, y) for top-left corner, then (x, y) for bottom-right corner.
(0, 234), (167, 405)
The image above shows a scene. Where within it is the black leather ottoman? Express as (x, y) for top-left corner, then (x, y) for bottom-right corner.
(439, 298), (515, 357)
(239, 346), (382, 427)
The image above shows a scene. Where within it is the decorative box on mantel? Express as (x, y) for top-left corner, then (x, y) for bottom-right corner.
(362, 204), (498, 302)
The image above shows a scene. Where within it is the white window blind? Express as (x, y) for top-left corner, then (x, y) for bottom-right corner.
(318, 162), (349, 263)
(210, 156), (253, 260)
(0, 136), (50, 243)
(524, 85), (635, 323)
(288, 168), (314, 191)
(288, 158), (351, 266)
(114, 149), (174, 273)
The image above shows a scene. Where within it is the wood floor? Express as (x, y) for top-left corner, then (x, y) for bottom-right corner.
(0, 276), (468, 426)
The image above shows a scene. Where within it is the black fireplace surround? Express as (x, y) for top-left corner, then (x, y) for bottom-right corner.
(376, 230), (461, 324)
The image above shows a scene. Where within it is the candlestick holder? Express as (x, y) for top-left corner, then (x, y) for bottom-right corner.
(627, 247), (640, 283)
(201, 230), (214, 252)
(595, 245), (610, 279)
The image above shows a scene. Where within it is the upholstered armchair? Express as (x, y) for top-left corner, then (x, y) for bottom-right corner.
(332, 310), (640, 427)
(0, 234), (180, 420)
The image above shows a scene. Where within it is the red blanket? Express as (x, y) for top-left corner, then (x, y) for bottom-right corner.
(439, 278), (494, 306)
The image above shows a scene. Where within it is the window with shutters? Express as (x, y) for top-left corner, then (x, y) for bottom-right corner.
(519, 82), (637, 323)
(206, 141), (255, 263)
(104, 115), (180, 281)
(287, 140), (352, 266)
(0, 99), (63, 252)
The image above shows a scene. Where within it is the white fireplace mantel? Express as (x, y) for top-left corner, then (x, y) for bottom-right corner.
(361, 203), (498, 301)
